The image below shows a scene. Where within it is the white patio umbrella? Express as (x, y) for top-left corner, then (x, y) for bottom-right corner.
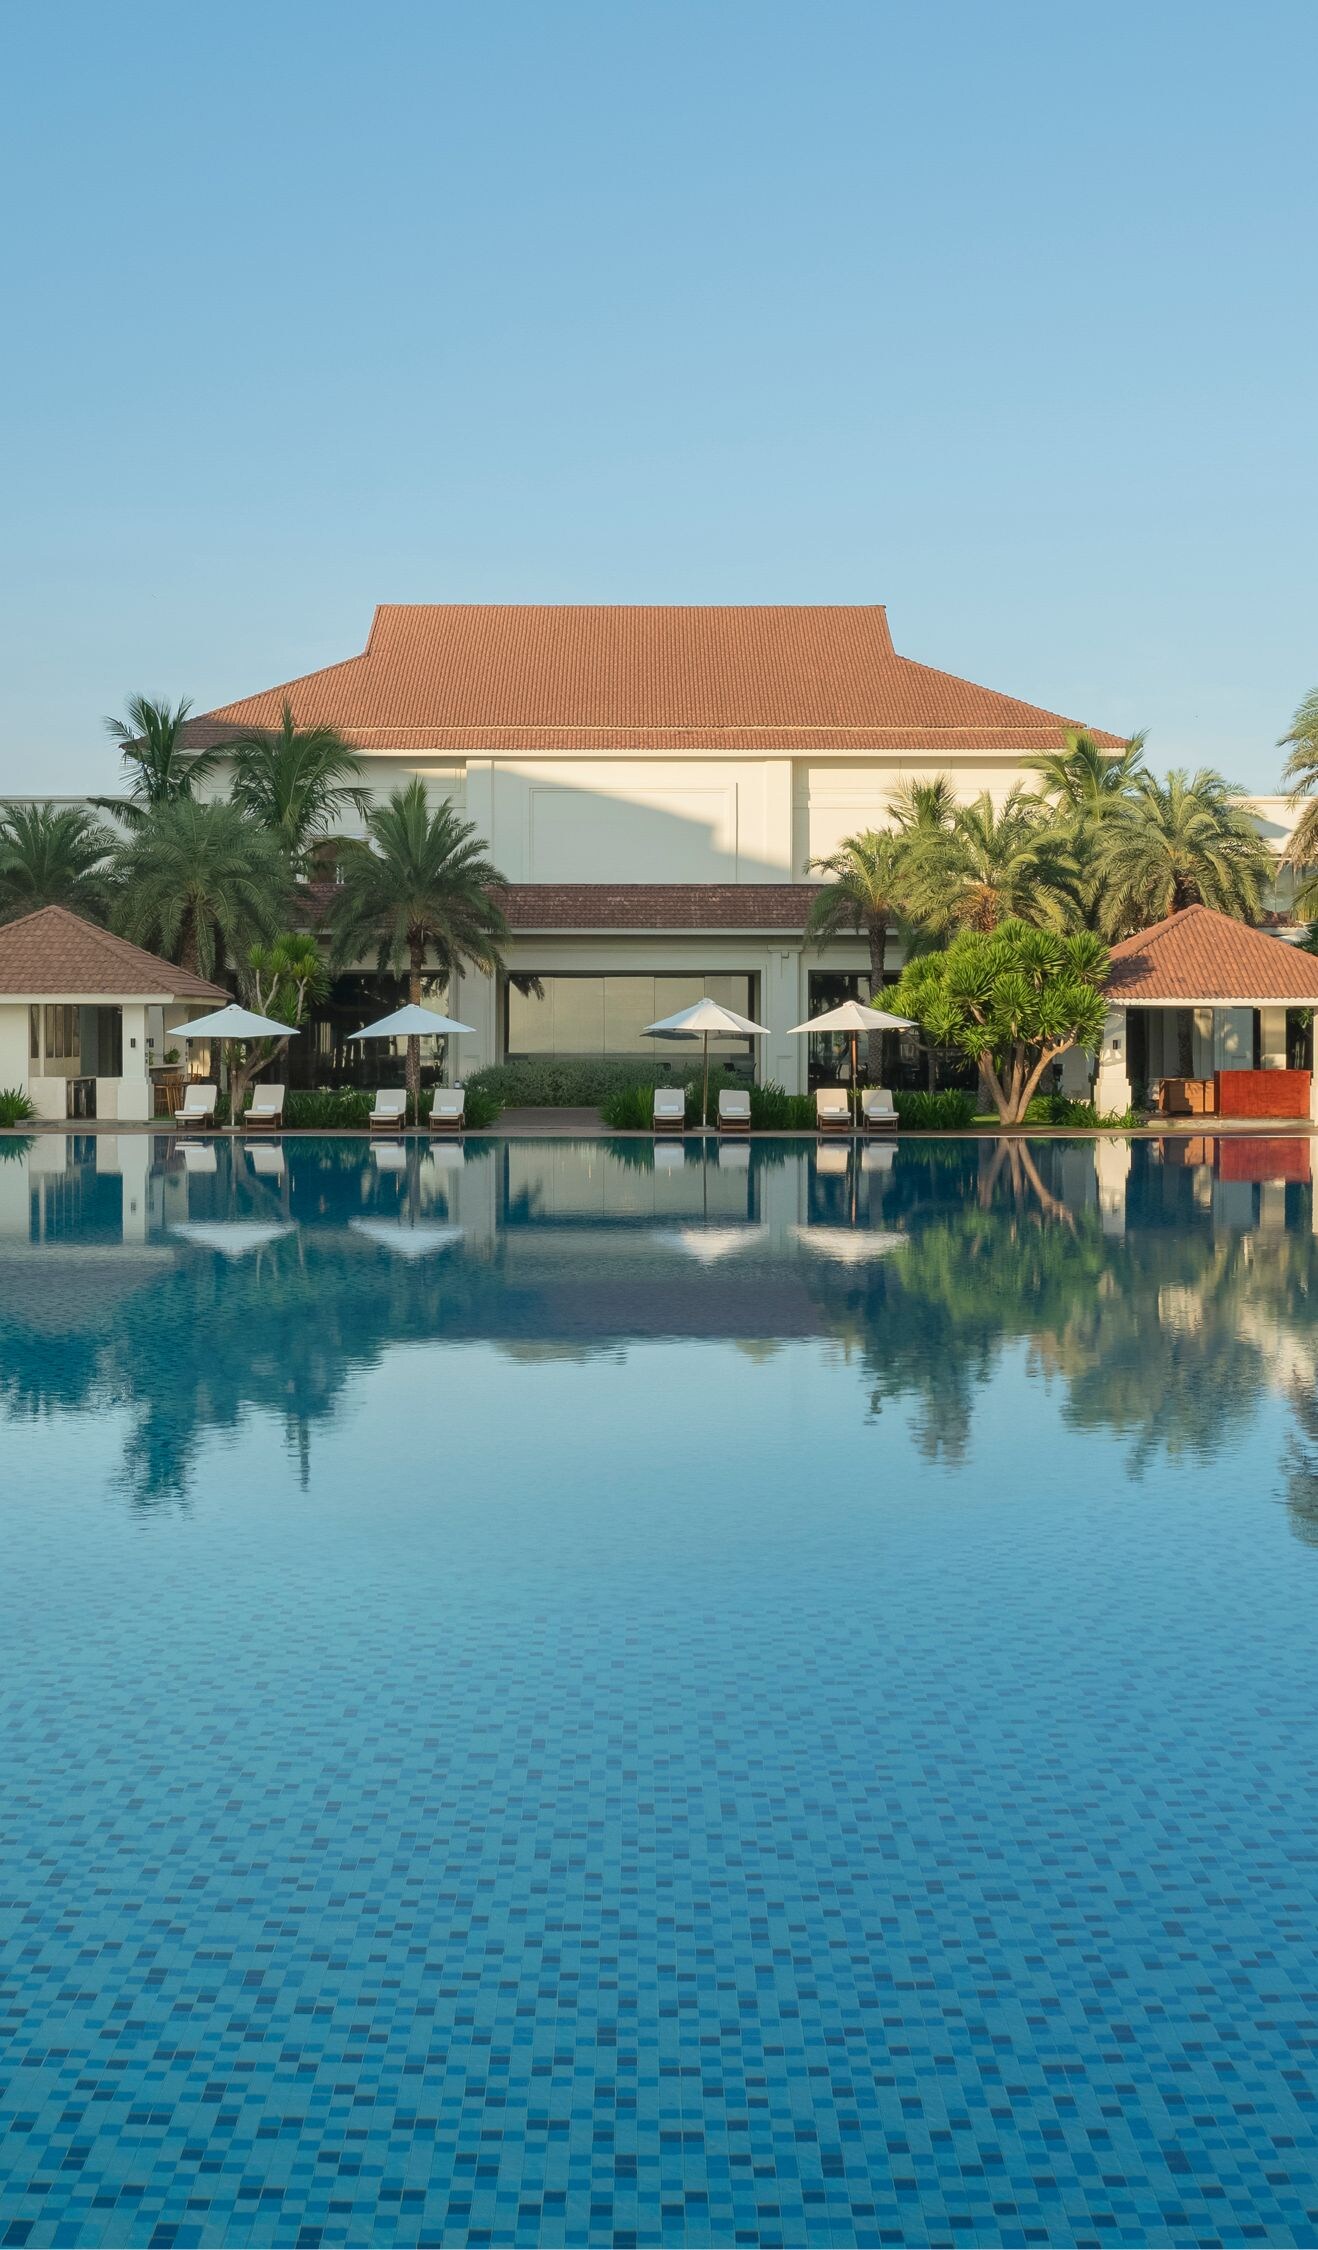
(643, 998), (770, 1129)
(787, 999), (915, 1128)
(349, 1003), (476, 1128)
(171, 1004), (298, 1130)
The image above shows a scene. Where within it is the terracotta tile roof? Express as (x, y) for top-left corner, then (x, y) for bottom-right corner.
(0, 906), (228, 999)
(186, 604), (1122, 754)
(1106, 904), (1318, 1004)
(492, 884), (819, 932)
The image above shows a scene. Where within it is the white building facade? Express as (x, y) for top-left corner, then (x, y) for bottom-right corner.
(180, 602), (1157, 1093)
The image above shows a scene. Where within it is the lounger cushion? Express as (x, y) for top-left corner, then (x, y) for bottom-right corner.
(718, 1091), (751, 1119)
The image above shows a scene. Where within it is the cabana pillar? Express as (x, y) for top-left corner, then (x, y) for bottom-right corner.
(1093, 1007), (1131, 1116)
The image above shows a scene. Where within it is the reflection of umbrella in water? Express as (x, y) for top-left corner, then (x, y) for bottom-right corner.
(793, 1225), (906, 1265)
(350, 1218), (464, 1261)
(651, 1226), (768, 1263)
(172, 1220), (296, 1259)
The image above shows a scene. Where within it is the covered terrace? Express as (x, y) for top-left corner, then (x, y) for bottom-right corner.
(0, 906), (226, 1121)
(1095, 904), (1318, 1122)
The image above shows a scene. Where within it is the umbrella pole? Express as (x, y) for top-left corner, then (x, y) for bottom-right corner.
(702, 1033), (710, 1134)
(851, 1032), (859, 1134)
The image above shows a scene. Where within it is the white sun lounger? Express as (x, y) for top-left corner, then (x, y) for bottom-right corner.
(174, 1083), (217, 1129)
(244, 1083), (286, 1132)
(429, 1087), (465, 1135)
(862, 1088), (898, 1135)
(369, 1089), (408, 1133)
(653, 1087), (686, 1132)
(815, 1087), (852, 1134)
(717, 1089), (752, 1133)
(247, 1143), (286, 1179)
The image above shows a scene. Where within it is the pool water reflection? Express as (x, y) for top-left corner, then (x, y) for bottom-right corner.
(2, 1133), (1317, 2246)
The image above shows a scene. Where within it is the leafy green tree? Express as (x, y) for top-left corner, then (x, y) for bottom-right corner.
(901, 785), (1080, 935)
(889, 919), (1109, 1123)
(0, 802), (118, 925)
(1279, 687), (1318, 909)
(226, 935), (331, 1123)
(331, 781), (508, 1113)
(1091, 767), (1272, 936)
(112, 797), (289, 981)
(220, 701), (369, 874)
(98, 694), (218, 827)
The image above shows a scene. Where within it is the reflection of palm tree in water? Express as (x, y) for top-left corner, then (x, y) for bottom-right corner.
(804, 1152), (1318, 1499)
(1281, 1384), (1318, 1548)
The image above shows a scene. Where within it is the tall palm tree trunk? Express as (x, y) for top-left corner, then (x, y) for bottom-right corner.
(407, 934), (423, 1123)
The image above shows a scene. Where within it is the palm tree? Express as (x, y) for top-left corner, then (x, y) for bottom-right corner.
(0, 802), (118, 925)
(1025, 728), (1148, 817)
(98, 694), (218, 827)
(902, 786), (1079, 935)
(889, 775), (958, 840)
(112, 798), (289, 981)
(1091, 768), (1272, 937)
(331, 781), (509, 1114)
(1278, 688), (1318, 905)
(1025, 729), (1149, 930)
(806, 829), (912, 1074)
(220, 701), (370, 874)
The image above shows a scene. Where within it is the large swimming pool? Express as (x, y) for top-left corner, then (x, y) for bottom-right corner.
(2, 1131), (1317, 2248)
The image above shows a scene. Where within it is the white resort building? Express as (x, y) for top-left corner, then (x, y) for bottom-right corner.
(180, 602), (1143, 1093)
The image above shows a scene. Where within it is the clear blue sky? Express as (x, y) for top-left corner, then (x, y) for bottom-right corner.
(2, 0), (1314, 793)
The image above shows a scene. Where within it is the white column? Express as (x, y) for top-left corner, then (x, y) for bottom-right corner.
(452, 963), (499, 1078)
(115, 1004), (152, 1123)
(466, 759), (495, 854)
(1093, 1008), (1131, 1115)
(762, 945), (804, 1092)
(1214, 1008), (1252, 1070)
(762, 760), (793, 880)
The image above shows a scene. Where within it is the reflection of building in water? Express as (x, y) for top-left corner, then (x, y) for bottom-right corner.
(3, 1135), (1318, 1512)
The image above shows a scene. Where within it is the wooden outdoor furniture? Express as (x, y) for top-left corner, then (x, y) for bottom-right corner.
(1158, 1076), (1216, 1117)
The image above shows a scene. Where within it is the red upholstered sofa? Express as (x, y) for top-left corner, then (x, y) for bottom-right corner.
(1215, 1068), (1311, 1119)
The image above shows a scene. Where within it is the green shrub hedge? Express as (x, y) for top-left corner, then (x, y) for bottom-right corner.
(892, 1089), (977, 1129)
(600, 1076), (818, 1131)
(0, 1087), (36, 1126)
(252, 1085), (504, 1130)
(1022, 1092), (1139, 1129)
(467, 1055), (717, 1108)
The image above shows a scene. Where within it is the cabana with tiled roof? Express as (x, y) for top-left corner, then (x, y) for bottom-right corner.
(0, 906), (226, 1122)
(1095, 905), (1318, 1120)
